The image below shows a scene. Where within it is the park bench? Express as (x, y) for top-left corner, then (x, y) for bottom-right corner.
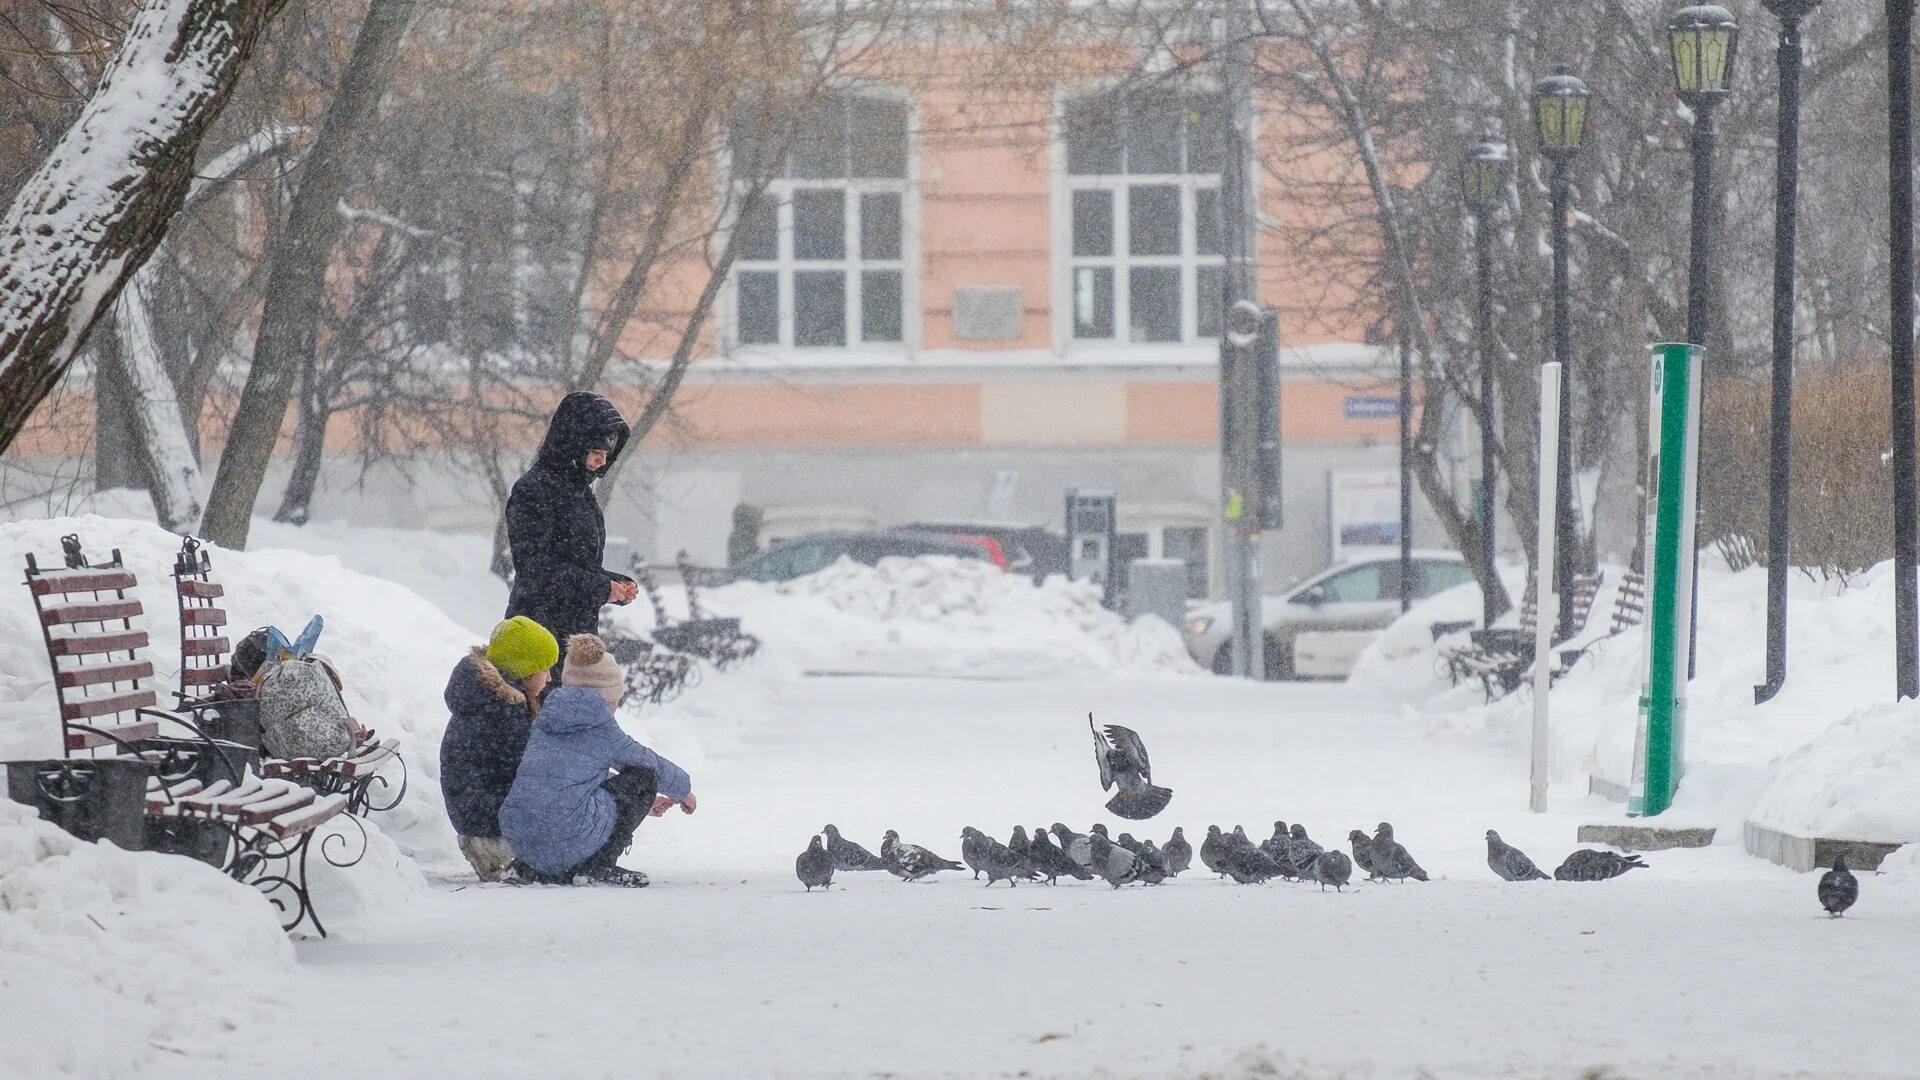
(172, 536), (406, 816)
(607, 561), (699, 706)
(652, 550), (760, 670)
(1439, 572), (1603, 700)
(6, 535), (364, 935)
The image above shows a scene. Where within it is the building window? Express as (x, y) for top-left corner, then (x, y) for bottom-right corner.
(733, 94), (910, 349)
(1063, 89), (1226, 345)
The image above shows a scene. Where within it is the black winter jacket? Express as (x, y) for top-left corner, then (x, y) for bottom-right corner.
(504, 392), (634, 645)
(439, 649), (539, 838)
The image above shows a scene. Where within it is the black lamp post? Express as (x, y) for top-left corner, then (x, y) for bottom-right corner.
(1754, 0), (1819, 705)
(1531, 68), (1589, 640)
(1462, 140), (1510, 629)
(1890, 0), (1918, 700)
(1669, 5), (1739, 679)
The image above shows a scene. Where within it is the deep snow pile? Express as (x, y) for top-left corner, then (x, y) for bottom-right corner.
(1352, 556), (1920, 844)
(0, 798), (294, 1075)
(611, 555), (1200, 678)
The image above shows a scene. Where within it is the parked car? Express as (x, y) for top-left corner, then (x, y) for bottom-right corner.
(898, 521), (1069, 580)
(1182, 552), (1478, 679)
(732, 530), (1000, 583)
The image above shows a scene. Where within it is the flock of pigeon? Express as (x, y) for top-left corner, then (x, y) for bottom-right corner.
(793, 714), (1868, 918)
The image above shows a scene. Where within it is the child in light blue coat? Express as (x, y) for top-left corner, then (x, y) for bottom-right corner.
(500, 635), (695, 887)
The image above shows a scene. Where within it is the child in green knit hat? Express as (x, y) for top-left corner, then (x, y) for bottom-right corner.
(440, 617), (559, 880)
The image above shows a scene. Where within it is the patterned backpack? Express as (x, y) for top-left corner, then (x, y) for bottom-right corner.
(255, 617), (356, 760)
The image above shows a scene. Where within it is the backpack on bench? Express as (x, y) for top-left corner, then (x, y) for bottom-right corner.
(256, 617), (355, 761)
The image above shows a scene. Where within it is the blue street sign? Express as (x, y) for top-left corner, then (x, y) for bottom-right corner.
(1344, 395), (1400, 420)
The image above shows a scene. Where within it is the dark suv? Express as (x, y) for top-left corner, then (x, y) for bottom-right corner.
(732, 530), (998, 583)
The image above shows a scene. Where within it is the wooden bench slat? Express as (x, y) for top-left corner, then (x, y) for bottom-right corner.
(261, 793), (349, 839)
(61, 689), (158, 720)
(49, 630), (149, 656)
(180, 607), (227, 627)
(66, 718), (160, 750)
(41, 599), (142, 627)
(28, 570), (138, 595)
(180, 636), (230, 657)
(231, 783), (317, 825)
(180, 665), (231, 686)
(175, 580), (225, 599)
(55, 660), (153, 688)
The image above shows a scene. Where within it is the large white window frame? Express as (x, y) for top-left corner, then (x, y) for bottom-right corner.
(1053, 85), (1229, 351)
(730, 89), (918, 354)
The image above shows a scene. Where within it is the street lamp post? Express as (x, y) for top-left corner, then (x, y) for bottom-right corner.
(1531, 68), (1590, 641)
(1462, 141), (1510, 629)
(1668, 5), (1739, 680)
(1754, 0), (1819, 705)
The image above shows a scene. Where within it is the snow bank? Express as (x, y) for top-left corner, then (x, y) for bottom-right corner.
(0, 515), (469, 872)
(610, 555), (1200, 678)
(1749, 700), (1920, 843)
(0, 798), (293, 1075)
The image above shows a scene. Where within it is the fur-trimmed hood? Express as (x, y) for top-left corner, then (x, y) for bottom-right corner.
(451, 646), (530, 712)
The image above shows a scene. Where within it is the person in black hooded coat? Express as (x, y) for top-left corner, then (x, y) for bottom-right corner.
(505, 392), (637, 668)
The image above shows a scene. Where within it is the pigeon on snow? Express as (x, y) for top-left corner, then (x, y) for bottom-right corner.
(1089, 714), (1174, 820)
(1348, 829), (1380, 880)
(1371, 822), (1430, 882)
(1260, 821), (1293, 873)
(1219, 842), (1280, 884)
(1027, 826), (1093, 883)
(1163, 827), (1193, 876)
(1286, 824), (1326, 877)
(1088, 829), (1143, 888)
(1116, 832), (1146, 855)
(1137, 841), (1170, 885)
(1553, 849), (1647, 882)
(796, 835), (836, 891)
(1818, 854), (1859, 917)
(822, 824), (886, 872)
(960, 827), (991, 879)
(1051, 823), (1094, 870)
(1310, 849), (1353, 891)
(880, 830), (964, 882)
(962, 827), (1039, 887)
(1200, 825), (1233, 877)
(1485, 830), (1551, 882)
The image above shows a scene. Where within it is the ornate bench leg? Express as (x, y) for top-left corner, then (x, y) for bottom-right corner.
(227, 815), (368, 938)
(350, 757), (408, 816)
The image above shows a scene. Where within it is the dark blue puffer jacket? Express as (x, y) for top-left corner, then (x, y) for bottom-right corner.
(438, 649), (536, 839)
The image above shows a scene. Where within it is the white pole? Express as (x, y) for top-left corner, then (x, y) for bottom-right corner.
(1530, 362), (1563, 814)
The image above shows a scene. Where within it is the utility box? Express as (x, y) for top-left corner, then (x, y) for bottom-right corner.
(1126, 558), (1188, 628)
(1065, 487), (1118, 607)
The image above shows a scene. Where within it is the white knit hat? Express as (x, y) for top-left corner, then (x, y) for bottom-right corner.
(562, 634), (625, 708)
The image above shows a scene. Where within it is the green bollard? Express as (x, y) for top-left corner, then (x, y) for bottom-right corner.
(1631, 343), (1702, 817)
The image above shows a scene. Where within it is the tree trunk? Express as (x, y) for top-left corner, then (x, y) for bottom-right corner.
(199, 0), (415, 548)
(273, 369), (327, 524)
(102, 269), (207, 528)
(0, 0), (287, 456)
(91, 331), (147, 490)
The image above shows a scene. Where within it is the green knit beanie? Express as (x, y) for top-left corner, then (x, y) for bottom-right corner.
(487, 616), (558, 681)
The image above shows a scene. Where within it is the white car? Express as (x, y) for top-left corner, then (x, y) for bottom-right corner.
(1182, 551), (1477, 679)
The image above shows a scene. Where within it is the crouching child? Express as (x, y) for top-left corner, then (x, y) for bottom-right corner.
(440, 617), (558, 881)
(501, 634), (695, 887)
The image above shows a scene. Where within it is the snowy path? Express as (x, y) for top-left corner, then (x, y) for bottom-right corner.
(146, 677), (1920, 1079)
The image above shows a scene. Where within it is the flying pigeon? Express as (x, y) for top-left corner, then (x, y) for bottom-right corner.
(962, 827), (1039, 887)
(1163, 827), (1193, 876)
(1818, 854), (1859, 917)
(1088, 829), (1143, 888)
(822, 824), (886, 872)
(1089, 714), (1174, 820)
(1028, 826), (1093, 883)
(1553, 849), (1648, 881)
(795, 835), (835, 891)
(1485, 830), (1551, 882)
(1051, 823), (1094, 870)
(1310, 849), (1353, 891)
(1286, 824), (1326, 878)
(1348, 829), (1380, 881)
(881, 830), (964, 882)
(1200, 825), (1232, 877)
(1371, 822), (1430, 882)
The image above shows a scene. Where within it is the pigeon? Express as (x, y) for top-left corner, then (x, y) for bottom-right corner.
(1089, 823), (1111, 843)
(796, 835), (835, 891)
(822, 824), (886, 872)
(1348, 829), (1380, 880)
(880, 830), (965, 882)
(1163, 827), (1193, 876)
(1371, 822), (1430, 882)
(1089, 714), (1174, 820)
(960, 828), (990, 879)
(1286, 824), (1325, 877)
(1200, 825), (1232, 877)
(1008, 826), (1045, 879)
(1231, 824), (1255, 849)
(1116, 832), (1146, 855)
(1260, 821), (1292, 872)
(1088, 829), (1142, 888)
(1485, 830), (1552, 882)
(1818, 854), (1859, 918)
(1219, 842), (1280, 884)
(962, 827), (1039, 887)
(1310, 849), (1353, 891)
(1553, 849), (1648, 881)
(1051, 823), (1094, 870)
(1137, 840), (1170, 885)
(1027, 826), (1093, 883)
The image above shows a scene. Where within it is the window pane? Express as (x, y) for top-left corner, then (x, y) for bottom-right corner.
(794, 270), (846, 347)
(1196, 265), (1223, 339)
(1195, 187), (1222, 256)
(1073, 266), (1114, 339)
(1185, 94), (1226, 173)
(1125, 91), (1181, 174)
(791, 100), (848, 179)
(1071, 189), (1113, 257)
(738, 197), (778, 261)
(850, 98), (908, 178)
(861, 270), (902, 342)
(793, 189), (845, 261)
(1064, 96), (1120, 175)
(1128, 266), (1180, 343)
(737, 271), (779, 345)
(1128, 184), (1180, 256)
(1321, 563), (1385, 603)
(860, 192), (901, 260)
